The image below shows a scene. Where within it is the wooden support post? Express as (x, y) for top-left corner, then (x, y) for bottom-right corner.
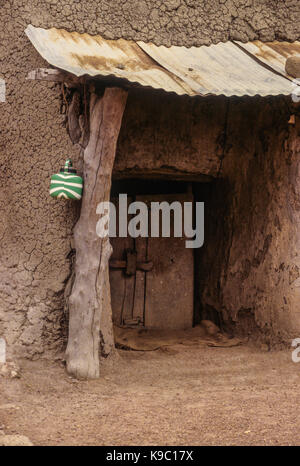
(65, 87), (128, 379)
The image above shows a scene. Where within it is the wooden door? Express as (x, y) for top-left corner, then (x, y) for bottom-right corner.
(109, 193), (194, 329)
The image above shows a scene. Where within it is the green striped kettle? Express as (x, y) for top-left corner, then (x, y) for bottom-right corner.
(50, 159), (83, 200)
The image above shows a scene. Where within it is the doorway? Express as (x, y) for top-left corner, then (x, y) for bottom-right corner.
(109, 178), (207, 330)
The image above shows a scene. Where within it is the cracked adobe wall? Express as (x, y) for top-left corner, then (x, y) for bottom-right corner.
(198, 98), (300, 343)
(0, 0), (299, 358)
(3, 0), (300, 45)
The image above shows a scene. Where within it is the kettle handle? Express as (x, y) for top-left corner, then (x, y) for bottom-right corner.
(64, 159), (72, 172)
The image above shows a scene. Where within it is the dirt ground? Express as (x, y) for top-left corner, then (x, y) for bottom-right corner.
(1, 342), (300, 446)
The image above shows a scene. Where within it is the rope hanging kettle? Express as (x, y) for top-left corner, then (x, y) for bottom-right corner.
(50, 159), (83, 200)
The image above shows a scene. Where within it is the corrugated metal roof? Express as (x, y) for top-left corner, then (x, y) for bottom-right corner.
(138, 41), (296, 96)
(25, 25), (299, 97)
(236, 40), (300, 78)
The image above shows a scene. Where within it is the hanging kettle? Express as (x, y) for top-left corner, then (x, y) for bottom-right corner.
(50, 159), (83, 200)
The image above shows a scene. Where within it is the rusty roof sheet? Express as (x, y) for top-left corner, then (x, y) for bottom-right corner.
(236, 40), (300, 78)
(25, 25), (299, 97)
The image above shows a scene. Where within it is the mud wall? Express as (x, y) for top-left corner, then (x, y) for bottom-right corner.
(0, 1), (299, 358)
(114, 90), (227, 179)
(200, 98), (300, 342)
(224, 99), (300, 342)
(1, 0), (300, 46)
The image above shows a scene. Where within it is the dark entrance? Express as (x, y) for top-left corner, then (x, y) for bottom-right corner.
(109, 179), (209, 330)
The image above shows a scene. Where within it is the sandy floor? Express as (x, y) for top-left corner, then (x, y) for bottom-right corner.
(1, 343), (300, 446)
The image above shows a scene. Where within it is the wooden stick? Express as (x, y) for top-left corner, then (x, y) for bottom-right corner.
(26, 68), (83, 86)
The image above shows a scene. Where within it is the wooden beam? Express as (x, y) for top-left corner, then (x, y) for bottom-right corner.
(65, 87), (128, 379)
(109, 259), (153, 272)
(26, 68), (82, 85)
